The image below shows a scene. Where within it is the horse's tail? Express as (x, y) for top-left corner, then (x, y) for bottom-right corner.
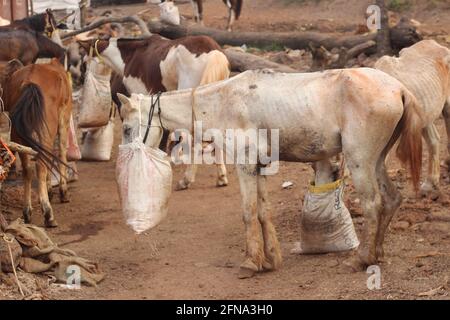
(10, 83), (60, 171)
(199, 50), (230, 85)
(396, 88), (424, 191)
(234, 0), (243, 20)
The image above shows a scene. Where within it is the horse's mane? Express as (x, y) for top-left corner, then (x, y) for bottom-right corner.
(12, 13), (48, 33)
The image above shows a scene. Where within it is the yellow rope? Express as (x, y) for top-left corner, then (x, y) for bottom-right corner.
(94, 40), (105, 64)
(1, 233), (25, 297)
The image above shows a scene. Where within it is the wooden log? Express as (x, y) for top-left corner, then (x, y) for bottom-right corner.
(147, 20), (421, 51)
(0, 213), (7, 232)
(61, 15), (151, 40)
(224, 48), (298, 73)
(6, 142), (37, 156)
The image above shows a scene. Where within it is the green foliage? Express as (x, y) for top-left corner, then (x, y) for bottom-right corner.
(387, 0), (411, 12)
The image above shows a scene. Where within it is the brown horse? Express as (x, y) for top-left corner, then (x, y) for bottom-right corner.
(0, 29), (65, 65)
(1, 9), (59, 37)
(0, 59), (72, 227)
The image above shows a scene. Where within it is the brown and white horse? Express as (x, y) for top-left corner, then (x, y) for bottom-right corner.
(78, 35), (230, 190)
(0, 59), (72, 228)
(161, 0), (243, 31)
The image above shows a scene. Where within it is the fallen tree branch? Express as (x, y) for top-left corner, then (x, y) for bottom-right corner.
(61, 15), (151, 39)
(6, 142), (37, 156)
(147, 20), (421, 51)
(224, 48), (298, 73)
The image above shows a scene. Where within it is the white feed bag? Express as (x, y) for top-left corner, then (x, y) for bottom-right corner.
(81, 120), (114, 161)
(116, 140), (172, 234)
(78, 59), (112, 128)
(159, 1), (180, 26)
(293, 179), (359, 254)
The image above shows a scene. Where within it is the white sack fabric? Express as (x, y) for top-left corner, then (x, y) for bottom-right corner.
(81, 120), (114, 161)
(293, 179), (359, 254)
(78, 59), (112, 128)
(159, 1), (180, 26)
(116, 141), (172, 234)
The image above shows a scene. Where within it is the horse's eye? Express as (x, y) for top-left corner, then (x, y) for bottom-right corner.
(123, 126), (132, 136)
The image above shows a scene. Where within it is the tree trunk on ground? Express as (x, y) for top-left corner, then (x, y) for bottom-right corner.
(376, 0), (392, 56)
(0, 213), (7, 232)
(224, 49), (298, 73)
(147, 20), (420, 52)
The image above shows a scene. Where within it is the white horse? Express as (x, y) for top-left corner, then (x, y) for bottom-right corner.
(118, 68), (423, 277)
(375, 40), (450, 199)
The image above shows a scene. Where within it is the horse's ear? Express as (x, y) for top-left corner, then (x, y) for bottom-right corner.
(117, 93), (131, 108)
(6, 59), (23, 75)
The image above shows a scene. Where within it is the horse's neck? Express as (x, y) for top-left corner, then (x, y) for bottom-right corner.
(158, 91), (194, 131)
(37, 33), (64, 59)
(14, 14), (45, 33)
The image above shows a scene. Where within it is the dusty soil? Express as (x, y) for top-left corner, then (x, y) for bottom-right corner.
(1, 0), (450, 300)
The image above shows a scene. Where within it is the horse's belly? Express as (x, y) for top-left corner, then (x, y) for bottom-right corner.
(278, 127), (341, 162)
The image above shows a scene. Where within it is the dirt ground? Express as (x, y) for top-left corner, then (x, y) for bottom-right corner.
(1, 0), (450, 300)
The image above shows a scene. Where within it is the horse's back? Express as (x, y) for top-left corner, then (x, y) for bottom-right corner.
(376, 40), (450, 122)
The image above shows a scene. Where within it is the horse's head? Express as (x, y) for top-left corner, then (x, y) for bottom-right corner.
(77, 38), (110, 56)
(0, 59), (23, 88)
(117, 93), (144, 145)
(117, 93), (165, 148)
(44, 9), (59, 37)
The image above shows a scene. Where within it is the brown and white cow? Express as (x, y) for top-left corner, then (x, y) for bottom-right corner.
(78, 34), (230, 190)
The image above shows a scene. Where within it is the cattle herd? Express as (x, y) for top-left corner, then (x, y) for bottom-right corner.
(0, 3), (450, 287)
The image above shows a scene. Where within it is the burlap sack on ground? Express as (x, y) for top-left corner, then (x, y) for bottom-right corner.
(293, 179), (360, 254)
(1, 220), (104, 286)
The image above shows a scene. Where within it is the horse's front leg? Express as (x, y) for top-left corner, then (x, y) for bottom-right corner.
(19, 153), (33, 223)
(176, 164), (197, 190)
(257, 174), (282, 271)
(236, 164), (264, 278)
(226, 6), (235, 32)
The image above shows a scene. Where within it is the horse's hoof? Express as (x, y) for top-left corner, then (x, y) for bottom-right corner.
(238, 267), (256, 279)
(175, 181), (190, 191)
(45, 218), (58, 228)
(216, 178), (228, 188)
(59, 191), (70, 203)
(342, 256), (367, 273)
(420, 183), (440, 201)
(22, 208), (32, 224)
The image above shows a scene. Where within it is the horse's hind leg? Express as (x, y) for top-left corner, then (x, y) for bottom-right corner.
(257, 174), (282, 271)
(375, 161), (402, 259)
(36, 162), (57, 227)
(442, 101), (450, 171)
(20, 153), (33, 223)
(420, 124), (441, 199)
(47, 171), (53, 201)
(236, 163), (264, 278)
(343, 156), (382, 272)
(58, 109), (70, 203)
